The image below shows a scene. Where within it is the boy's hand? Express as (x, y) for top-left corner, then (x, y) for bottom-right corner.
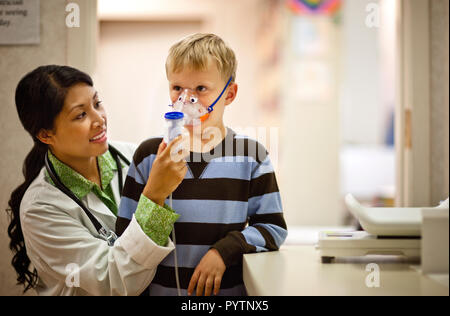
(188, 249), (226, 296)
(143, 136), (188, 206)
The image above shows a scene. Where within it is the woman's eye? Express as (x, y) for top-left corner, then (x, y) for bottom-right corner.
(94, 100), (103, 108)
(76, 112), (86, 120)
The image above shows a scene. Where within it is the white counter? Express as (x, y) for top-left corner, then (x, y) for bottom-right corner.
(243, 245), (449, 296)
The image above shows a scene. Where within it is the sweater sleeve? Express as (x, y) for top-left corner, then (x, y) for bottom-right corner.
(212, 154), (288, 267)
(116, 145), (178, 245)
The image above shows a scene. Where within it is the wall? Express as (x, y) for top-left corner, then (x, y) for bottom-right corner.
(280, 12), (342, 226)
(340, 0), (382, 146)
(0, 0), (96, 296)
(339, 0), (397, 206)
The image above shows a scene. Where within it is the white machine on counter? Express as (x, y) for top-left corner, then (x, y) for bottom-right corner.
(317, 194), (449, 263)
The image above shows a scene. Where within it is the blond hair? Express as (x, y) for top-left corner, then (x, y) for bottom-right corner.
(166, 33), (237, 83)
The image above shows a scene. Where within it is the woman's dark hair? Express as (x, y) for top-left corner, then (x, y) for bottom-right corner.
(7, 65), (93, 292)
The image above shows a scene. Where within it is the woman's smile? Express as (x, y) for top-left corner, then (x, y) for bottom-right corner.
(89, 129), (107, 143)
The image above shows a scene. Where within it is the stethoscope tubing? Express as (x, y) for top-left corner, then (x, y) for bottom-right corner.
(44, 144), (130, 245)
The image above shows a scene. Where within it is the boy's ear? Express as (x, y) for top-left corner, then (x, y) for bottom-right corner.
(224, 83), (238, 106)
(36, 129), (55, 145)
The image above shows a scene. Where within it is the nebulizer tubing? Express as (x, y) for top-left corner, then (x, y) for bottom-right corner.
(169, 194), (181, 296)
(206, 76), (233, 113)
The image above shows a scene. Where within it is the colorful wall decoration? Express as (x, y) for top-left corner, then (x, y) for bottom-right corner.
(287, 0), (341, 16)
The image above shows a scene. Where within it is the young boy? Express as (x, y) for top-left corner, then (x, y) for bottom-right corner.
(116, 33), (287, 296)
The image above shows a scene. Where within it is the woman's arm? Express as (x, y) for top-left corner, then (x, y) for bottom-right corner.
(116, 136), (187, 238)
(21, 198), (173, 296)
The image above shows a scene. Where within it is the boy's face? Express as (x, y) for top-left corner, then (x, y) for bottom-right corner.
(167, 58), (237, 133)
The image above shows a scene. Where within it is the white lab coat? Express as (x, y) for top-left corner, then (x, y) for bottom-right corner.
(19, 141), (175, 296)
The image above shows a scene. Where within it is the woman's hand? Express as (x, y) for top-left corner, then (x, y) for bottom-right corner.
(187, 249), (226, 296)
(143, 136), (188, 206)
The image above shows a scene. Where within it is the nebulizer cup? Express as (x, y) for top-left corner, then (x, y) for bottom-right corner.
(164, 111), (185, 144)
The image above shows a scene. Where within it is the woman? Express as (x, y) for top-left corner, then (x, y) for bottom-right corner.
(7, 65), (187, 295)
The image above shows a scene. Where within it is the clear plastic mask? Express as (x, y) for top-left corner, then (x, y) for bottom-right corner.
(169, 76), (233, 126)
(171, 89), (210, 126)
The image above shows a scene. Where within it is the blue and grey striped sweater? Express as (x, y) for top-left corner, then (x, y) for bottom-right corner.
(116, 128), (287, 296)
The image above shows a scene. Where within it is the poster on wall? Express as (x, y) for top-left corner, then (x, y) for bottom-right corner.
(287, 0), (341, 16)
(0, 0), (40, 45)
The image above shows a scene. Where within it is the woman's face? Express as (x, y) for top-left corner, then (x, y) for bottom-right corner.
(45, 83), (108, 161)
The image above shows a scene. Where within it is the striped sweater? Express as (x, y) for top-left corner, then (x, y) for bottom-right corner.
(116, 128), (287, 296)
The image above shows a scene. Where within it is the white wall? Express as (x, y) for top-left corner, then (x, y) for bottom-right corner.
(279, 14), (342, 226)
(340, 0), (398, 205)
(340, 0), (383, 145)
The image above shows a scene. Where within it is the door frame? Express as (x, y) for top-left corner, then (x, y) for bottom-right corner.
(395, 0), (431, 207)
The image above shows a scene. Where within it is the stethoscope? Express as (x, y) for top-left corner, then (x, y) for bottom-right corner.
(44, 144), (130, 246)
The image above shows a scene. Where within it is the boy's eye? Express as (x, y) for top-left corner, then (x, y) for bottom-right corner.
(173, 86), (182, 92)
(197, 86), (206, 92)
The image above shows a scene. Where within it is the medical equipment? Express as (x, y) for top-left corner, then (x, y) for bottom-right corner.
(164, 112), (185, 144)
(163, 111), (184, 296)
(170, 194), (181, 296)
(44, 144), (130, 247)
(317, 194), (449, 263)
(171, 89), (209, 126)
(169, 76), (233, 126)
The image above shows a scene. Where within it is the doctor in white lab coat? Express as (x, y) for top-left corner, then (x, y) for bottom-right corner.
(7, 65), (187, 295)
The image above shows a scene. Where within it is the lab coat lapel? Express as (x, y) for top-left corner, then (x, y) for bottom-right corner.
(85, 192), (116, 231)
(84, 164), (130, 232)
